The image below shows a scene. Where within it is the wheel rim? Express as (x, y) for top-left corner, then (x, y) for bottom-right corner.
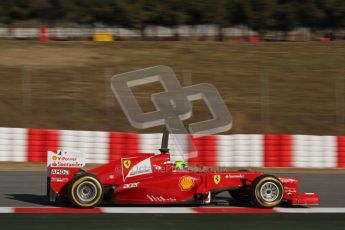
(259, 181), (280, 202)
(76, 181), (97, 203)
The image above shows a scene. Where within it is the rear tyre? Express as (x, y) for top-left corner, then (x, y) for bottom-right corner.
(250, 175), (283, 208)
(68, 174), (104, 208)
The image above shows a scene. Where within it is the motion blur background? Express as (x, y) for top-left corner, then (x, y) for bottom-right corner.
(0, 0), (344, 167)
(0, 4), (345, 229)
(1, 0), (345, 134)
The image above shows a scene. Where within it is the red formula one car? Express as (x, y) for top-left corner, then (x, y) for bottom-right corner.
(47, 131), (319, 208)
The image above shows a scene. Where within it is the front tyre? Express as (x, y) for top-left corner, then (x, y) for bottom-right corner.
(250, 175), (283, 208)
(68, 174), (104, 208)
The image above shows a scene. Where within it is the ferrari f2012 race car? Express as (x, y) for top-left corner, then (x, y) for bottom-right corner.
(47, 131), (319, 208)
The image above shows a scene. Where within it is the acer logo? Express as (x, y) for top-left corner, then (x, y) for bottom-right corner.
(123, 182), (140, 189)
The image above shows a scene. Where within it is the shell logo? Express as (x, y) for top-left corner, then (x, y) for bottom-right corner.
(179, 176), (194, 191)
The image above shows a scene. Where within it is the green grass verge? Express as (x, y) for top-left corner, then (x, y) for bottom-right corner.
(0, 40), (344, 134)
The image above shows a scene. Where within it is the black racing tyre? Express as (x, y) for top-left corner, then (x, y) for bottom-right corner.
(250, 175), (284, 208)
(67, 174), (104, 208)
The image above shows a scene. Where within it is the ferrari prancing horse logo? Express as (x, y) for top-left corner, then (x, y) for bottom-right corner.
(213, 175), (221, 184)
(123, 160), (131, 169)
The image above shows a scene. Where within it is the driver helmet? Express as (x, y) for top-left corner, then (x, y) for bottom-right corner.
(175, 160), (187, 170)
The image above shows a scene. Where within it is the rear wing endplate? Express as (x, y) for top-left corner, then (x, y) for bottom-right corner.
(47, 150), (85, 170)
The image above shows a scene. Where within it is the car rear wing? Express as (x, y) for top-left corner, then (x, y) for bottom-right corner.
(47, 150), (85, 201)
(47, 150), (85, 170)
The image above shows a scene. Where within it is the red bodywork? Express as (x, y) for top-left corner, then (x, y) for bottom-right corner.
(48, 152), (319, 206)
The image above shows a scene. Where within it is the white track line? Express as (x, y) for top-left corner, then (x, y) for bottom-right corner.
(1, 207), (345, 214)
(102, 207), (196, 213)
(275, 207), (345, 213)
(0, 207), (13, 213)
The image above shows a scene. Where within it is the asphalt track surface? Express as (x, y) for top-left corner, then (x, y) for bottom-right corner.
(0, 171), (344, 230)
(0, 171), (344, 207)
(0, 213), (344, 230)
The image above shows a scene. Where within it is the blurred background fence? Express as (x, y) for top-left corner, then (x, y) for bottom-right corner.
(0, 26), (344, 41)
(0, 0), (344, 42)
(0, 1), (344, 169)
